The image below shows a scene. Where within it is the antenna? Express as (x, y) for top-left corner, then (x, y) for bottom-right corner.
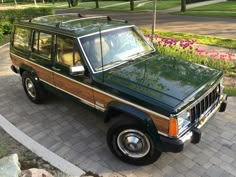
(99, 26), (104, 82)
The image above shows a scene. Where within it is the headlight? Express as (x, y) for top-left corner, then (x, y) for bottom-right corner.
(177, 110), (191, 134)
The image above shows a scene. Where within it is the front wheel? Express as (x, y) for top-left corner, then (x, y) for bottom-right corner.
(107, 117), (161, 165)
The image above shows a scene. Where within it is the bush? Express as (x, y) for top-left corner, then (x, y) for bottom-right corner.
(0, 7), (54, 23)
(0, 7), (54, 35)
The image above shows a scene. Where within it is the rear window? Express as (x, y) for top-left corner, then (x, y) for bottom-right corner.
(13, 27), (31, 51)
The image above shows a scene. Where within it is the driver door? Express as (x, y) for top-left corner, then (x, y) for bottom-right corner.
(52, 35), (94, 107)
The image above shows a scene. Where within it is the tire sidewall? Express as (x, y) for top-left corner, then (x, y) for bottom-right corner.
(22, 72), (42, 104)
(107, 122), (161, 165)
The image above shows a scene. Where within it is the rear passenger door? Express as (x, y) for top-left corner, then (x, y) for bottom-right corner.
(52, 35), (94, 107)
(30, 31), (54, 86)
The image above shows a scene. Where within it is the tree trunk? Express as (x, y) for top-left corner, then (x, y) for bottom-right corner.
(181, 0), (186, 12)
(130, 0), (134, 11)
(1, 0), (4, 5)
(68, 0), (71, 8)
(95, 0), (99, 8)
(33, 0), (37, 6)
(14, 0), (17, 5)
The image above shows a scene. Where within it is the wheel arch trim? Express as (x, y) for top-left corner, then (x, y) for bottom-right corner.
(105, 101), (162, 149)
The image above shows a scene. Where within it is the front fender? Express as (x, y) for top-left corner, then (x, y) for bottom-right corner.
(105, 101), (162, 149)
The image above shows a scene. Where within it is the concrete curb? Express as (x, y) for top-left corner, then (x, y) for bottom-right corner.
(0, 114), (85, 177)
(0, 42), (10, 49)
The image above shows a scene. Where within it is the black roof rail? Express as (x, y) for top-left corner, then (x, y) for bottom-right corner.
(106, 16), (128, 24)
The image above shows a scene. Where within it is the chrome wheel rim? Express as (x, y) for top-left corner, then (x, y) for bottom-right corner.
(117, 129), (150, 158)
(25, 78), (36, 98)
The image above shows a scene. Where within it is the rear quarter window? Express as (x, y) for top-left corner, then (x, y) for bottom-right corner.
(13, 27), (31, 51)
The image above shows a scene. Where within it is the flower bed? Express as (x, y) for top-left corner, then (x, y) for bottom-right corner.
(144, 34), (236, 76)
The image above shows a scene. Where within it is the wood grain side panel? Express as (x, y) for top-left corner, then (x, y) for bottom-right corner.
(10, 54), (23, 67)
(149, 114), (169, 135)
(93, 90), (169, 135)
(10, 54), (54, 84)
(93, 91), (113, 108)
(54, 74), (94, 103)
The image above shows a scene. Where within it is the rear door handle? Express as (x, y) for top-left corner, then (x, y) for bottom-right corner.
(52, 66), (61, 72)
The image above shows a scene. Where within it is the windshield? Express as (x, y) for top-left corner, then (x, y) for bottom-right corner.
(79, 27), (154, 72)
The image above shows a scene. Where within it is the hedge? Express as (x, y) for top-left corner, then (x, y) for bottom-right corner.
(0, 7), (54, 35)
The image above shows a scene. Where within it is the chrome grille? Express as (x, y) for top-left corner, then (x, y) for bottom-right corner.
(190, 85), (220, 122)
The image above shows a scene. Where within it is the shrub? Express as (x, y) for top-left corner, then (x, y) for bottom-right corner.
(0, 7), (54, 23)
(0, 7), (54, 35)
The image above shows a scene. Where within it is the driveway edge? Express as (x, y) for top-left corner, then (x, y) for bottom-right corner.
(0, 42), (10, 49)
(0, 114), (85, 177)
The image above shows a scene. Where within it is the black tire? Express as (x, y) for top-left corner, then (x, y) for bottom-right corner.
(107, 115), (161, 165)
(22, 71), (46, 104)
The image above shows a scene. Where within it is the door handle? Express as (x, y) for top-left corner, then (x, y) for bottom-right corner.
(52, 66), (61, 72)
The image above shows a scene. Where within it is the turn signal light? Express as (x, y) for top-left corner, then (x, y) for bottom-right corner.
(169, 118), (178, 137)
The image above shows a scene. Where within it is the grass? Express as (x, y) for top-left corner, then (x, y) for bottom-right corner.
(225, 87), (236, 96)
(174, 2), (236, 17)
(141, 29), (236, 49)
(0, 0), (179, 11)
(95, 0), (180, 11)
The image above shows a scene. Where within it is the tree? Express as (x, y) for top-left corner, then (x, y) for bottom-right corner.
(95, 0), (99, 8)
(1, 0), (4, 5)
(33, 0), (37, 6)
(181, 0), (186, 12)
(130, 0), (134, 11)
(67, 0), (78, 8)
(13, 0), (17, 5)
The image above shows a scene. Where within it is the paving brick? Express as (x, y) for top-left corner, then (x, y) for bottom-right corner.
(55, 145), (71, 157)
(206, 165), (224, 177)
(190, 164), (206, 176)
(220, 154), (234, 164)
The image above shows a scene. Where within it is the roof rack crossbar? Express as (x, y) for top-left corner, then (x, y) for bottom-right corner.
(106, 16), (128, 24)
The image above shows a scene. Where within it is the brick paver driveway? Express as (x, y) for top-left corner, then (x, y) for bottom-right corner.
(1, 45), (236, 177)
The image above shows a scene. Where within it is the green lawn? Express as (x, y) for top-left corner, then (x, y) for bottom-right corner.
(0, 0), (180, 11)
(96, 0), (180, 11)
(225, 87), (236, 96)
(174, 2), (236, 17)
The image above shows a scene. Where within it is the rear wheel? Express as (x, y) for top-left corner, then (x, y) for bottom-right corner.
(107, 116), (161, 165)
(22, 71), (46, 104)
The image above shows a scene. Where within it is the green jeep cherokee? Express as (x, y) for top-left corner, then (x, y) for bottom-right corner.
(10, 14), (227, 165)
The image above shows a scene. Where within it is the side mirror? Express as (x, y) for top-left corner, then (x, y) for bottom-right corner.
(70, 65), (85, 76)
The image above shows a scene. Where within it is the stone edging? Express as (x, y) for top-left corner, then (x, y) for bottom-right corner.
(0, 114), (85, 177)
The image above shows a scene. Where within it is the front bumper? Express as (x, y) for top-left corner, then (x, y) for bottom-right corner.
(160, 94), (227, 153)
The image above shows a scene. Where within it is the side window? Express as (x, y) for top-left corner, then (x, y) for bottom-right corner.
(13, 27), (31, 51)
(56, 36), (81, 66)
(33, 31), (52, 60)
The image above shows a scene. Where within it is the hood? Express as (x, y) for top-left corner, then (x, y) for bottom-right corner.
(104, 55), (222, 109)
